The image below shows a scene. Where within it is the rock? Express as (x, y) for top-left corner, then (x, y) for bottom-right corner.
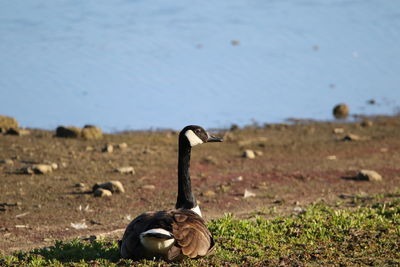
(243, 149), (256, 159)
(0, 115), (19, 130)
(0, 159), (14, 165)
(333, 104), (349, 119)
(357, 170), (382, 182)
(333, 128), (344, 134)
(82, 125), (103, 140)
(117, 142), (128, 150)
(102, 144), (114, 153)
(50, 163), (58, 170)
(231, 40), (240, 46)
(141, 185), (155, 190)
(115, 166), (135, 175)
(201, 190), (216, 197)
(255, 150), (263, 156)
(342, 134), (361, 141)
(5, 128), (30, 136)
(94, 188), (113, 197)
(56, 126), (81, 138)
(93, 181), (125, 193)
(361, 120), (373, 127)
(293, 207), (306, 213)
(232, 176), (243, 182)
(326, 155), (337, 160)
(243, 189), (256, 198)
(23, 164), (54, 174)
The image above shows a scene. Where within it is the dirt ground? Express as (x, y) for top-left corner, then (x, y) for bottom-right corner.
(1, 115), (399, 254)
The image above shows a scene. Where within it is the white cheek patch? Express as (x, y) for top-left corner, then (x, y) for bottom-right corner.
(185, 130), (204, 147)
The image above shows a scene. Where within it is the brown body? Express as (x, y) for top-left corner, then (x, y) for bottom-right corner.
(119, 209), (215, 261)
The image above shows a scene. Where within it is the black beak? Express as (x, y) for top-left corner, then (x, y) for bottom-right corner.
(207, 133), (223, 142)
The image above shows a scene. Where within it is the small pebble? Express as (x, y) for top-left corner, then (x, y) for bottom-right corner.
(357, 170), (382, 182)
(115, 166), (135, 175)
(93, 181), (125, 193)
(93, 188), (113, 197)
(243, 149), (255, 159)
(243, 189), (256, 198)
(142, 185), (155, 190)
(117, 143), (128, 150)
(102, 144), (114, 153)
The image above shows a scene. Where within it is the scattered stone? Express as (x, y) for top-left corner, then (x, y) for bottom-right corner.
(326, 155), (337, 160)
(361, 120), (373, 127)
(94, 188), (113, 197)
(255, 150), (263, 156)
(242, 149), (256, 159)
(5, 128), (30, 136)
(117, 142), (128, 150)
(380, 148), (388, 153)
(93, 181), (125, 193)
(342, 134), (361, 141)
(333, 103), (349, 119)
(243, 189), (256, 198)
(231, 40), (240, 46)
(0, 159), (14, 165)
(86, 146), (94, 152)
(56, 126), (81, 138)
(0, 115), (19, 130)
(15, 212), (30, 218)
(293, 207), (306, 213)
(202, 190), (216, 197)
(70, 222), (88, 229)
(102, 144), (114, 153)
(75, 183), (86, 188)
(23, 164), (54, 174)
(50, 163), (58, 170)
(232, 176), (243, 182)
(115, 166), (135, 175)
(141, 185), (156, 190)
(357, 170), (382, 182)
(333, 128), (344, 134)
(81, 125), (103, 140)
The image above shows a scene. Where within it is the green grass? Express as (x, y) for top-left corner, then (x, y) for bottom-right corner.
(1, 198), (399, 266)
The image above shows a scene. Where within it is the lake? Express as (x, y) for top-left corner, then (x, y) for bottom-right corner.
(1, 0), (399, 131)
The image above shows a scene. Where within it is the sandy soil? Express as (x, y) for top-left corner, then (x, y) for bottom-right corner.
(1, 115), (399, 253)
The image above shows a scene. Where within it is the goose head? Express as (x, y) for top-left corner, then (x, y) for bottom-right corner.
(180, 125), (223, 147)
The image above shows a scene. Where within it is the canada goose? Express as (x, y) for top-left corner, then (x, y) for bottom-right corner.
(119, 125), (223, 261)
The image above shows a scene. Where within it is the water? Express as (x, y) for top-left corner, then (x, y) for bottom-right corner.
(1, 0), (399, 132)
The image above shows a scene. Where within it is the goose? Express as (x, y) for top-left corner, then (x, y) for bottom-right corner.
(119, 125), (223, 261)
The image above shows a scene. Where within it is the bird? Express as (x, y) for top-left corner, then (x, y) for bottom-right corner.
(119, 125), (223, 261)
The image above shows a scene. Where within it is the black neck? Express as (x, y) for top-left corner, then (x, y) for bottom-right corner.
(176, 135), (196, 209)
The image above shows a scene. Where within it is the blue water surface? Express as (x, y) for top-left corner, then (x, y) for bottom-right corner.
(1, 0), (399, 131)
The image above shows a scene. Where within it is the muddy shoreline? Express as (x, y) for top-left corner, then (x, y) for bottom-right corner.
(1, 115), (399, 254)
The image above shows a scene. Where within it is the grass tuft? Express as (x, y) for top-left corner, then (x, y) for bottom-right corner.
(1, 197), (399, 266)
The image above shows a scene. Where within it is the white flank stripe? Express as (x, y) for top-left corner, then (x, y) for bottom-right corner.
(139, 228), (175, 253)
